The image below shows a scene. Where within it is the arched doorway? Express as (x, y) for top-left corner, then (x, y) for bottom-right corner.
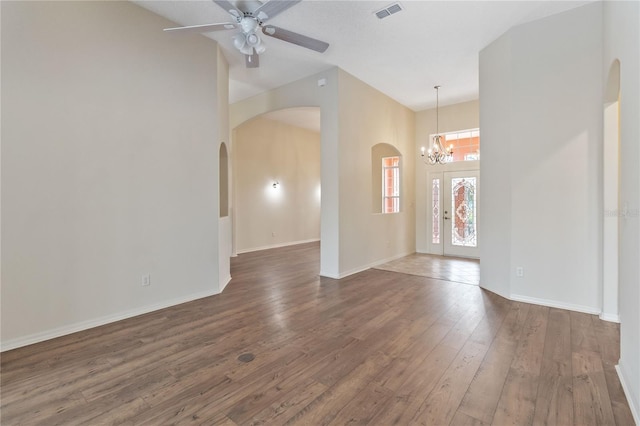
(232, 107), (321, 258)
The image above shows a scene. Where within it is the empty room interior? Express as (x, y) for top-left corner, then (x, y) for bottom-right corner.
(1, 0), (639, 424)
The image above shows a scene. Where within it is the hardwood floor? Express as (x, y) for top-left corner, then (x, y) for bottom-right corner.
(1, 242), (634, 425)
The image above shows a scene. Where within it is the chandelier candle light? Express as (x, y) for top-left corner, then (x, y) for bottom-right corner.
(421, 85), (453, 164)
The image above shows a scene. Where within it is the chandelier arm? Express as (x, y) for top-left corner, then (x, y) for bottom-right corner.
(419, 85), (455, 165)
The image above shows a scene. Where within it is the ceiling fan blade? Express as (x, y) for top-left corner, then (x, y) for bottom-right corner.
(213, 0), (244, 19)
(262, 25), (329, 53)
(245, 48), (260, 68)
(163, 22), (237, 34)
(253, 0), (302, 21)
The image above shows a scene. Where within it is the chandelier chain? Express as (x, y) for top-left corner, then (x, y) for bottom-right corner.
(420, 85), (453, 165)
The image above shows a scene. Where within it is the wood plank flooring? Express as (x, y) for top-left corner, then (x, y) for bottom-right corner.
(1, 242), (634, 425)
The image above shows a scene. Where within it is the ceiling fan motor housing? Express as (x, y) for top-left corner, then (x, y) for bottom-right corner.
(240, 16), (258, 32)
(233, 16), (264, 54)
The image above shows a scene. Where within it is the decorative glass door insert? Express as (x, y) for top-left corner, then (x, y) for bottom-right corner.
(442, 171), (479, 258)
(432, 178), (440, 244)
(450, 177), (477, 247)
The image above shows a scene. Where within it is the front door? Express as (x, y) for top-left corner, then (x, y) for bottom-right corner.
(443, 171), (479, 257)
(428, 170), (479, 258)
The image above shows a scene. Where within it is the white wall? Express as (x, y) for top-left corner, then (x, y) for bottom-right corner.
(478, 34), (514, 299)
(480, 2), (603, 311)
(234, 117), (320, 252)
(1, 1), (228, 350)
(415, 100), (479, 254)
(602, 97), (619, 322)
(604, 1), (640, 421)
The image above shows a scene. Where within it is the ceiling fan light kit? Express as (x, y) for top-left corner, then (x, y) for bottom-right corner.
(163, 0), (329, 68)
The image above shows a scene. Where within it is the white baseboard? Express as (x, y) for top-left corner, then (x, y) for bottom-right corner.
(319, 269), (341, 279)
(219, 274), (232, 292)
(479, 283), (511, 301)
(616, 364), (640, 425)
(0, 289), (220, 352)
(510, 294), (601, 315)
(325, 265), (370, 280)
(599, 312), (620, 323)
(236, 238), (320, 254)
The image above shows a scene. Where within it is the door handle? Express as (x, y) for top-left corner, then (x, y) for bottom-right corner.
(444, 216), (450, 220)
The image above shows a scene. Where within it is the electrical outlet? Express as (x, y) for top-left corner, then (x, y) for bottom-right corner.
(272, 231), (276, 237)
(142, 274), (151, 287)
(516, 267), (524, 277)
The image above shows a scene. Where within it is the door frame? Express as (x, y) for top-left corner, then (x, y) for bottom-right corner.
(425, 161), (480, 258)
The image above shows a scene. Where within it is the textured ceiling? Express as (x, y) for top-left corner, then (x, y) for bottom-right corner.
(135, 0), (592, 111)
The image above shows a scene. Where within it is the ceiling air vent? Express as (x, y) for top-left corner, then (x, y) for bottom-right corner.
(375, 3), (403, 19)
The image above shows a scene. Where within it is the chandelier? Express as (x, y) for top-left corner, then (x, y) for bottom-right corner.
(421, 85), (453, 164)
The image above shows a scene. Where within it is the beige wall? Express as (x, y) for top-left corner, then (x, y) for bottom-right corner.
(231, 68), (416, 277)
(234, 117), (321, 252)
(230, 68), (340, 277)
(1, 1), (227, 349)
(337, 70), (416, 276)
(414, 100), (480, 252)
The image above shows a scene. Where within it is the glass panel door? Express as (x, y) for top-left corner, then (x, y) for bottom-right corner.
(443, 171), (479, 258)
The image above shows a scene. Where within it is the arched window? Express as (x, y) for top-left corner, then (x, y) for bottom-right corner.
(371, 143), (402, 214)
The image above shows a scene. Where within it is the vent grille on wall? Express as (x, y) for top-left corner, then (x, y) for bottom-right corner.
(375, 3), (403, 19)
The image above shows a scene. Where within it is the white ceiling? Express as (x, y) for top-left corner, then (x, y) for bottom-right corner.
(135, 0), (591, 111)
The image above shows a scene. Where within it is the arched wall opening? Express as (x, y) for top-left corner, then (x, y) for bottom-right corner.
(602, 59), (621, 322)
(371, 143), (402, 214)
(232, 107), (321, 254)
(228, 68), (341, 279)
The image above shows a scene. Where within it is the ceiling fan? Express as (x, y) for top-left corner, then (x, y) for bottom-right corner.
(164, 0), (329, 68)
